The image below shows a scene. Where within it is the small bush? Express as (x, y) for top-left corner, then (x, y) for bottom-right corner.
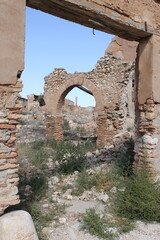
(114, 216), (134, 234)
(74, 168), (118, 195)
(17, 140), (49, 169)
(31, 140), (46, 149)
(76, 126), (86, 133)
(18, 139), (95, 171)
(31, 151), (49, 169)
(115, 163), (160, 222)
(58, 155), (88, 175)
(53, 140), (95, 174)
(63, 119), (71, 130)
(28, 175), (48, 200)
(81, 208), (116, 239)
(113, 140), (135, 177)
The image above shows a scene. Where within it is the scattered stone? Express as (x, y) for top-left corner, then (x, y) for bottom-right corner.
(110, 186), (117, 193)
(108, 227), (118, 234)
(59, 217), (67, 224)
(42, 227), (52, 237)
(118, 187), (126, 192)
(97, 193), (109, 203)
(42, 203), (49, 208)
(50, 176), (60, 185)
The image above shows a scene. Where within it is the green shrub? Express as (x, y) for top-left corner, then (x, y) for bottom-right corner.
(74, 168), (118, 195)
(58, 155), (88, 175)
(115, 163), (160, 222)
(17, 140), (49, 169)
(76, 126), (86, 133)
(31, 151), (49, 169)
(28, 175), (48, 200)
(114, 216), (134, 234)
(54, 140), (95, 175)
(81, 208), (116, 239)
(31, 140), (46, 149)
(113, 140), (135, 177)
(63, 119), (71, 130)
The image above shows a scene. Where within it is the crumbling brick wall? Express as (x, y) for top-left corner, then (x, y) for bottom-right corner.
(0, 79), (23, 214)
(44, 53), (135, 145)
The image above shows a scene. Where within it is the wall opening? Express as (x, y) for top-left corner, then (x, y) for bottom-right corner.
(21, 7), (113, 99)
(61, 86), (97, 142)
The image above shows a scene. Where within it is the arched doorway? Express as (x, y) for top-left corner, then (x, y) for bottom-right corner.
(44, 74), (109, 146)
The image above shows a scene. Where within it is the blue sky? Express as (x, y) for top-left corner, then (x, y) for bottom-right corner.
(22, 7), (113, 107)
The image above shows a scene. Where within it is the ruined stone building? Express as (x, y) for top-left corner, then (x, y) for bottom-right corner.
(1, 0), (160, 216)
(44, 37), (136, 145)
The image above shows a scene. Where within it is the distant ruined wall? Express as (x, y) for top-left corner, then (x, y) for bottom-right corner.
(44, 53), (135, 145)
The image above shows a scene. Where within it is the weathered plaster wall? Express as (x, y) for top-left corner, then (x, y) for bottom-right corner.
(27, 0), (160, 40)
(105, 36), (138, 61)
(44, 54), (135, 145)
(0, 0), (25, 84)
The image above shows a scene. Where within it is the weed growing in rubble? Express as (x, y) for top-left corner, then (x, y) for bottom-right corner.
(29, 202), (66, 240)
(73, 168), (119, 195)
(113, 139), (135, 177)
(58, 154), (88, 174)
(18, 138), (96, 172)
(63, 119), (71, 130)
(81, 208), (117, 239)
(115, 162), (160, 222)
(81, 208), (134, 239)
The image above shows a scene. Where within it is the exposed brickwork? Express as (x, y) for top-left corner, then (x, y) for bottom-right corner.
(135, 99), (160, 179)
(0, 79), (23, 215)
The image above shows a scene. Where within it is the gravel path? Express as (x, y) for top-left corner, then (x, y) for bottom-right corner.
(49, 219), (99, 240)
(48, 198), (160, 240)
(49, 220), (160, 240)
(119, 222), (160, 240)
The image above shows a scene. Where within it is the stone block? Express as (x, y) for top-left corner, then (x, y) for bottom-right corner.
(0, 210), (39, 240)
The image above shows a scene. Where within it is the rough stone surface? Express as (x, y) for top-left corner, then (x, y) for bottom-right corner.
(0, 210), (39, 240)
(0, 78), (23, 215)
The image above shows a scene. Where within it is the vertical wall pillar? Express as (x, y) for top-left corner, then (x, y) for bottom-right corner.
(46, 115), (63, 140)
(135, 35), (160, 180)
(0, 0), (25, 214)
(96, 109), (113, 147)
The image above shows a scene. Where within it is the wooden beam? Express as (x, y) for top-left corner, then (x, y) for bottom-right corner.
(77, 86), (93, 96)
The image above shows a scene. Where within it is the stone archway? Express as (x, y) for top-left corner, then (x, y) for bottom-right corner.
(44, 71), (106, 145)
